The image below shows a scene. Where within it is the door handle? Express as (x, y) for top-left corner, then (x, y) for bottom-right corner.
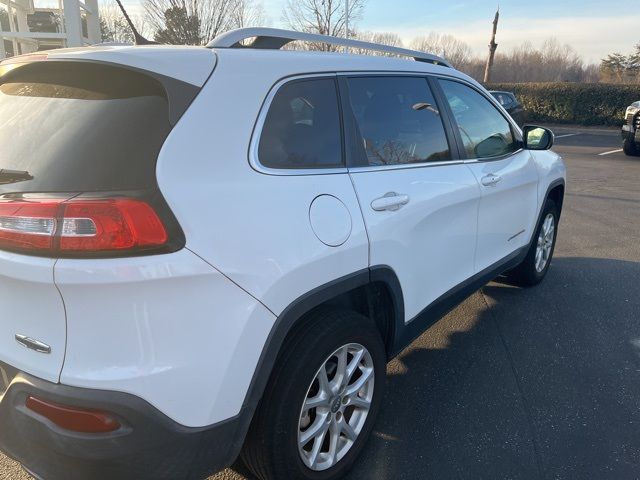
(371, 192), (410, 212)
(481, 174), (502, 187)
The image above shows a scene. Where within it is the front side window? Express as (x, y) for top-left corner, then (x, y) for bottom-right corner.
(439, 80), (517, 159)
(346, 76), (451, 167)
(258, 78), (343, 169)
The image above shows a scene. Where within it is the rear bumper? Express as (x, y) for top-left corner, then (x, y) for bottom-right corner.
(0, 371), (249, 480)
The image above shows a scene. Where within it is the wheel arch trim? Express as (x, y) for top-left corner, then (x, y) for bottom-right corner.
(241, 266), (403, 412)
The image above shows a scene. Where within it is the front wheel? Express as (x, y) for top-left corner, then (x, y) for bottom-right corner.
(241, 309), (386, 480)
(623, 137), (640, 157)
(507, 198), (559, 286)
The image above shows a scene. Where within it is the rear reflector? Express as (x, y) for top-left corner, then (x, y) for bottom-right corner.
(0, 197), (168, 255)
(26, 396), (121, 433)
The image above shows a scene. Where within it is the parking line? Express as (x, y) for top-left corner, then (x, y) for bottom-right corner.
(555, 133), (580, 138)
(598, 149), (623, 156)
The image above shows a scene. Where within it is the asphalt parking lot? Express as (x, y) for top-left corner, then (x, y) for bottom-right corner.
(3, 125), (639, 480)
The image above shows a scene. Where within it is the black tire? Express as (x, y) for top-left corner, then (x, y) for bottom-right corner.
(507, 198), (559, 287)
(241, 309), (386, 480)
(623, 137), (640, 157)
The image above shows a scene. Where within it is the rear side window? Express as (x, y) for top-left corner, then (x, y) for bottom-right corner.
(345, 76), (451, 167)
(258, 78), (343, 169)
(0, 61), (172, 194)
(439, 80), (517, 159)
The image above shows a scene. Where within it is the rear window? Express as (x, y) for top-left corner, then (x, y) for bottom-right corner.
(0, 61), (173, 194)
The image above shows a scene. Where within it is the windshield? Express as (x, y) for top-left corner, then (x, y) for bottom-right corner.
(0, 61), (172, 195)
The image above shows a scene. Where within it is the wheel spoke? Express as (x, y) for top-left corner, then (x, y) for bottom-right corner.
(317, 365), (331, 397)
(345, 366), (373, 397)
(345, 348), (365, 383)
(535, 249), (543, 270)
(308, 423), (328, 468)
(341, 420), (358, 442)
(299, 413), (329, 447)
(545, 225), (555, 243)
(333, 346), (348, 393)
(349, 395), (371, 410)
(328, 420), (341, 466)
(305, 393), (329, 411)
(543, 215), (552, 236)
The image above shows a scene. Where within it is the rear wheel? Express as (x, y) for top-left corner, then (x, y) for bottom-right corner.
(241, 310), (386, 480)
(507, 198), (559, 286)
(623, 137), (640, 156)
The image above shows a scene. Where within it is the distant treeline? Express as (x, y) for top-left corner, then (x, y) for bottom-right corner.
(485, 82), (640, 126)
(94, 0), (639, 88)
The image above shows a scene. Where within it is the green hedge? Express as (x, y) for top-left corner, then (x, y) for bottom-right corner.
(485, 82), (640, 126)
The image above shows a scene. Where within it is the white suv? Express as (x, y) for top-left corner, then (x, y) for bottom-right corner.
(0, 28), (565, 480)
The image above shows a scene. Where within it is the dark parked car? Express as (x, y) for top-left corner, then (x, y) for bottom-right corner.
(622, 101), (640, 156)
(489, 90), (525, 126)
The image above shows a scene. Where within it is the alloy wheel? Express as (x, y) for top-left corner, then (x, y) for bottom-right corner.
(535, 213), (555, 272)
(297, 343), (375, 471)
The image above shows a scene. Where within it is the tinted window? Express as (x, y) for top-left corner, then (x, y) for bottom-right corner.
(0, 61), (173, 194)
(346, 77), (451, 166)
(440, 80), (517, 159)
(258, 78), (342, 169)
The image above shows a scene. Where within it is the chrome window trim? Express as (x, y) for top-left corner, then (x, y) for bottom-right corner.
(348, 159), (466, 173)
(249, 73), (348, 177)
(462, 148), (525, 164)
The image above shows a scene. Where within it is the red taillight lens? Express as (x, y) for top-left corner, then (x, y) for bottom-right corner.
(26, 396), (121, 433)
(0, 197), (169, 255)
(60, 199), (168, 252)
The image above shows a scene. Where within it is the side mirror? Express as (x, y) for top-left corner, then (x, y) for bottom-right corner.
(523, 125), (554, 150)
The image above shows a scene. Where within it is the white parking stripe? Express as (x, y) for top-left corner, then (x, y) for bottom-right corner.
(555, 133), (580, 138)
(598, 149), (623, 156)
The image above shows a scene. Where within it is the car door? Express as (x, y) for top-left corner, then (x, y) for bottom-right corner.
(341, 75), (481, 323)
(437, 79), (539, 272)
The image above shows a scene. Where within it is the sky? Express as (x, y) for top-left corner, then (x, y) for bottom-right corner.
(116, 0), (638, 64)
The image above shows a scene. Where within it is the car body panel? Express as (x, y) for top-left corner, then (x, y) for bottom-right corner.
(465, 151), (540, 271)
(156, 52), (372, 316)
(349, 165), (480, 321)
(0, 251), (65, 383)
(55, 249), (276, 427)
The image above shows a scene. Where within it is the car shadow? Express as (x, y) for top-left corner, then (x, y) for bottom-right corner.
(222, 257), (640, 480)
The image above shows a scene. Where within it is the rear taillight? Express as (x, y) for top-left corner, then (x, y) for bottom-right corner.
(0, 197), (169, 256)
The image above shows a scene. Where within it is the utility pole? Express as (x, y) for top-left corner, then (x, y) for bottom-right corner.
(483, 8), (499, 83)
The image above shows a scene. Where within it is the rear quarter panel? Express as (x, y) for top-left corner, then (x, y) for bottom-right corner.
(156, 52), (370, 316)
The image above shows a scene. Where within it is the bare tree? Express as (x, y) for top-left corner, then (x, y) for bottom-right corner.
(144, 0), (240, 45)
(350, 30), (402, 56)
(410, 33), (472, 68)
(232, 0), (266, 28)
(282, 0), (367, 51)
(100, 0), (137, 43)
(483, 8), (499, 82)
(454, 37), (598, 84)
